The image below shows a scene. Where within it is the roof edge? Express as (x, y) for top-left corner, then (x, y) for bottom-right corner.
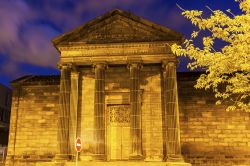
(52, 9), (184, 47)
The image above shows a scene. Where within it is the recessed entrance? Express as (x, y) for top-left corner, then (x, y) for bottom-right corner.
(108, 105), (130, 160)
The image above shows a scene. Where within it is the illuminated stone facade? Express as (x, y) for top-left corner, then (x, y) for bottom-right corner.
(5, 9), (250, 166)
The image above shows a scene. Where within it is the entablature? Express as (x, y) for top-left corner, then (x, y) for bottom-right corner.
(59, 41), (174, 56)
(58, 41), (176, 65)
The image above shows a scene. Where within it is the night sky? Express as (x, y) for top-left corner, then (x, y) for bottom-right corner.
(0, 0), (241, 87)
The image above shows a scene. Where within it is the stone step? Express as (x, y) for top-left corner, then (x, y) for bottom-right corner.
(36, 161), (191, 166)
(67, 161), (166, 166)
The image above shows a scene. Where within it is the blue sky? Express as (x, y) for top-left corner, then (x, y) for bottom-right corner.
(0, 0), (241, 87)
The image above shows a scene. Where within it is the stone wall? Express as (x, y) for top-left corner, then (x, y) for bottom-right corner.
(80, 69), (95, 156)
(5, 72), (250, 166)
(6, 84), (60, 165)
(178, 74), (250, 165)
(141, 66), (163, 161)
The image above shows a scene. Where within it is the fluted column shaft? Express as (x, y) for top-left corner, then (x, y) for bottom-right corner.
(129, 63), (143, 159)
(94, 63), (106, 159)
(57, 64), (71, 160)
(162, 61), (182, 162)
(69, 70), (80, 157)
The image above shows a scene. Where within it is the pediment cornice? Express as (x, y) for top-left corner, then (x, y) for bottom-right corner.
(52, 9), (183, 48)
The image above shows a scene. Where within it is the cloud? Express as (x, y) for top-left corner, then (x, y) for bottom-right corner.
(0, 0), (160, 73)
(74, 0), (153, 12)
(0, 0), (191, 82)
(10, 24), (59, 67)
(0, 61), (20, 77)
(0, 0), (60, 78)
(36, 0), (157, 31)
(165, 8), (189, 30)
(0, 0), (33, 51)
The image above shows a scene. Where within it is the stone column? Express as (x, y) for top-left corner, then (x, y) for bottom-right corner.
(93, 63), (106, 160)
(128, 62), (143, 160)
(56, 63), (71, 160)
(162, 61), (183, 162)
(69, 70), (80, 158)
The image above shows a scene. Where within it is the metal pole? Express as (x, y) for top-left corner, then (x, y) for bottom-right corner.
(2, 148), (3, 163)
(76, 151), (78, 166)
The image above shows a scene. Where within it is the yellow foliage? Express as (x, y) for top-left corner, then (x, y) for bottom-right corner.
(172, 0), (250, 111)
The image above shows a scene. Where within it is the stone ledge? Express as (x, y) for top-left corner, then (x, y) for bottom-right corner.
(35, 161), (192, 166)
(166, 162), (191, 166)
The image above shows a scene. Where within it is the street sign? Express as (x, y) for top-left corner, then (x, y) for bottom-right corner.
(75, 137), (81, 152)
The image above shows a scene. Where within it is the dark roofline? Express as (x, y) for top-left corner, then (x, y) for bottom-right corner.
(11, 75), (34, 84)
(0, 82), (12, 91)
(11, 75), (60, 86)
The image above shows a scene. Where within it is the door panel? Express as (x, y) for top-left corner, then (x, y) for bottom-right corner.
(110, 126), (121, 159)
(121, 126), (130, 159)
(108, 105), (130, 160)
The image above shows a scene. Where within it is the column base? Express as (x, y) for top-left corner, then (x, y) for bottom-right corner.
(129, 154), (144, 160)
(92, 154), (106, 161)
(144, 155), (163, 161)
(165, 154), (184, 162)
(79, 155), (94, 161)
(53, 154), (70, 161)
(166, 162), (192, 166)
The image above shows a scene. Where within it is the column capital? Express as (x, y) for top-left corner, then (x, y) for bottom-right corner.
(57, 63), (73, 70)
(161, 60), (177, 69)
(127, 62), (143, 70)
(92, 62), (108, 70)
(71, 71), (80, 79)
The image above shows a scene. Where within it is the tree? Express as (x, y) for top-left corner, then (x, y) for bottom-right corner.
(172, 0), (250, 111)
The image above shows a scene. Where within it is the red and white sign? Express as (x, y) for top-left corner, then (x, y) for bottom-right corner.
(75, 137), (81, 152)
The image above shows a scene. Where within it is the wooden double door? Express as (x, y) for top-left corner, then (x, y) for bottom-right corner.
(108, 105), (130, 160)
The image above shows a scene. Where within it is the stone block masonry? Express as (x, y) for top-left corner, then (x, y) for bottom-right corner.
(5, 73), (250, 166)
(6, 83), (60, 166)
(178, 73), (250, 165)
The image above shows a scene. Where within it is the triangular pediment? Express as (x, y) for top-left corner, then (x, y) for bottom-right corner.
(52, 9), (183, 47)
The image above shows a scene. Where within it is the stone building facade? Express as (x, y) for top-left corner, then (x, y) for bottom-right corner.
(5, 9), (250, 166)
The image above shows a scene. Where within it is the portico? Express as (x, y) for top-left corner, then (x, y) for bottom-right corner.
(52, 9), (191, 166)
